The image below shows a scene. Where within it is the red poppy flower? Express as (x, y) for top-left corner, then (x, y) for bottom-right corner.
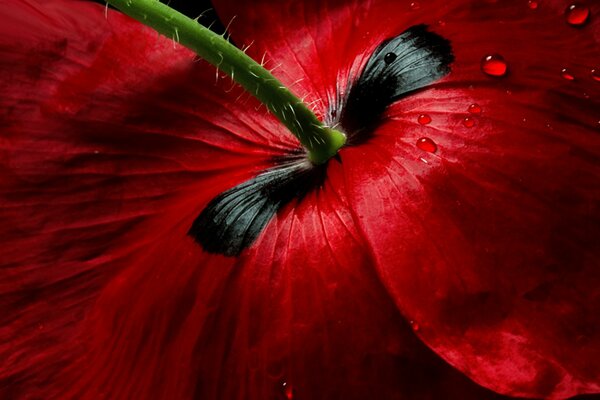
(1, 0), (599, 399)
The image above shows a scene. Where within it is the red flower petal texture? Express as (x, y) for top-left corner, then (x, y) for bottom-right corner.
(0, 1), (599, 400)
(215, 0), (600, 398)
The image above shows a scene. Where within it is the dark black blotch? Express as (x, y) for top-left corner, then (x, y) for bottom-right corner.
(340, 24), (454, 142)
(188, 156), (326, 256)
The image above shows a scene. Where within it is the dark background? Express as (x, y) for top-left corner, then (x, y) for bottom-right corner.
(91, 0), (227, 35)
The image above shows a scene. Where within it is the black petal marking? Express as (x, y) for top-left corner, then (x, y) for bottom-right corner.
(339, 24), (454, 142)
(188, 157), (327, 256)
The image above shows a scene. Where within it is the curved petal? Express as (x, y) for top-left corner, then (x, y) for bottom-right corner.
(0, 0), (295, 395)
(51, 161), (513, 400)
(214, 0), (600, 398)
(3, 0), (599, 399)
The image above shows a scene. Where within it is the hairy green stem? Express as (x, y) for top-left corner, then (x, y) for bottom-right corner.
(106, 0), (346, 164)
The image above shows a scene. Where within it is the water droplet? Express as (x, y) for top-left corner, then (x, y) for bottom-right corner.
(528, 0), (539, 9)
(418, 114), (432, 125)
(481, 54), (508, 77)
(463, 117), (476, 128)
(410, 320), (420, 331)
(561, 68), (575, 81)
(468, 103), (482, 114)
(282, 382), (294, 400)
(384, 52), (397, 64)
(416, 137), (437, 153)
(410, 1), (421, 10)
(591, 69), (600, 82)
(565, 4), (590, 26)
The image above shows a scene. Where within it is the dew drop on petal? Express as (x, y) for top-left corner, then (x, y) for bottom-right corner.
(410, 1), (421, 10)
(565, 4), (590, 26)
(418, 114), (432, 125)
(463, 117), (476, 128)
(410, 320), (420, 331)
(384, 52), (397, 64)
(592, 69), (600, 82)
(416, 137), (437, 153)
(282, 382), (294, 400)
(528, 0), (539, 9)
(481, 54), (508, 77)
(468, 103), (482, 114)
(561, 68), (575, 81)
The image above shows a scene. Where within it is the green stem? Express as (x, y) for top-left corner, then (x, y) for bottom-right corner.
(106, 0), (346, 164)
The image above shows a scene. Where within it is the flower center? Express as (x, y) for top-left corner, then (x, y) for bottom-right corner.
(106, 0), (454, 255)
(189, 25), (454, 256)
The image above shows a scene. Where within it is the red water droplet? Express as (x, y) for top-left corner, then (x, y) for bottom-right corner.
(592, 69), (600, 82)
(481, 54), (508, 77)
(561, 68), (575, 81)
(410, 1), (421, 10)
(528, 0), (538, 9)
(410, 320), (420, 331)
(468, 103), (482, 114)
(463, 117), (476, 128)
(416, 137), (437, 153)
(282, 382), (294, 400)
(565, 4), (590, 26)
(417, 114), (431, 125)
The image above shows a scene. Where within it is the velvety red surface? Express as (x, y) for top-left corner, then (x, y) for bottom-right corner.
(0, 0), (599, 399)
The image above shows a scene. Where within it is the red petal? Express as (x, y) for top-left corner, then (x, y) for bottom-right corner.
(54, 162), (513, 399)
(0, 0), (293, 395)
(214, 0), (600, 398)
(3, 0), (600, 399)
(0, 6), (521, 390)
